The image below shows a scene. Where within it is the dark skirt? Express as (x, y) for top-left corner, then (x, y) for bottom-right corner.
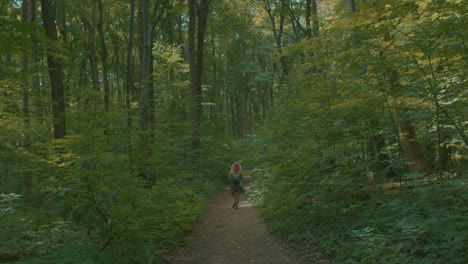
(230, 180), (244, 193)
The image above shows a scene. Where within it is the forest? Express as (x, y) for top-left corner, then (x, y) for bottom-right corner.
(1, 0), (467, 263)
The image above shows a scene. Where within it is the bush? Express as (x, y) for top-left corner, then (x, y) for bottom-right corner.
(249, 167), (468, 263)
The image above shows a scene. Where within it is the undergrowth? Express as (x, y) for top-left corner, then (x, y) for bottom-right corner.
(249, 170), (468, 263)
(1, 130), (233, 263)
(1, 175), (222, 264)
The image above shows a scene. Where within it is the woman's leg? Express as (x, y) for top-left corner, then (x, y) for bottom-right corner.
(234, 192), (240, 209)
(232, 192), (236, 208)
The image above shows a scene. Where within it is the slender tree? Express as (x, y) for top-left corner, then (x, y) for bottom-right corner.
(21, 0), (36, 199)
(97, 0), (111, 111)
(40, 0), (66, 139)
(262, 0), (289, 85)
(137, 0), (153, 182)
(125, 0), (136, 128)
(188, 0), (211, 159)
(311, 0), (318, 37)
(81, 4), (100, 93)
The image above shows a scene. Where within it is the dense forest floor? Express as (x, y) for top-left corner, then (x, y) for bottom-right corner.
(166, 177), (314, 264)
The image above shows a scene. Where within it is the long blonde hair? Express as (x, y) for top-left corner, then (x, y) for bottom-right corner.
(229, 162), (242, 177)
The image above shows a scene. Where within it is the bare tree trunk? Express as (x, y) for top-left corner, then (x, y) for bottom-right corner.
(305, 0), (311, 38)
(125, 0), (135, 129)
(188, 0), (211, 161)
(137, 0), (154, 184)
(311, 0), (319, 37)
(223, 53), (229, 133)
(97, 0), (110, 111)
(81, 3), (100, 94)
(209, 22), (217, 120)
(22, 0), (36, 200)
(188, 0), (200, 154)
(40, 0), (66, 139)
(236, 96), (243, 137)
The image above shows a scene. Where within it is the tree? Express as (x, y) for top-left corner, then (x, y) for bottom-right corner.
(188, 0), (211, 160)
(261, 0), (289, 86)
(21, 0), (37, 199)
(97, 0), (110, 111)
(40, 0), (66, 139)
(80, 1), (100, 94)
(125, 0), (136, 128)
(136, 0), (154, 182)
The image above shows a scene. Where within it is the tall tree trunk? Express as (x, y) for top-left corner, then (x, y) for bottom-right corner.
(22, 0), (36, 200)
(223, 53), (229, 133)
(236, 96), (243, 137)
(305, 0), (311, 38)
(188, 0), (210, 161)
(263, 0), (288, 87)
(209, 21), (217, 120)
(81, 5), (100, 93)
(311, 0), (319, 37)
(125, 0), (135, 129)
(188, 0), (200, 154)
(40, 0), (66, 139)
(97, 0), (110, 111)
(137, 0), (154, 184)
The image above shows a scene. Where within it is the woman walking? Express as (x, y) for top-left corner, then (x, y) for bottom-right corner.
(229, 162), (244, 209)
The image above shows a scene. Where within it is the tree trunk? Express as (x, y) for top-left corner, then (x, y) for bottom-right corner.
(346, 0), (356, 13)
(369, 133), (394, 178)
(188, 0), (200, 153)
(125, 0), (135, 129)
(436, 128), (452, 172)
(375, 11), (429, 176)
(188, 0), (210, 161)
(97, 0), (110, 111)
(137, 0), (154, 184)
(209, 22), (217, 120)
(81, 3), (100, 94)
(299, 0), (319, 39)
(388, 68), (429, 175)
(263, 0), (288, 87)
(305, 0), (311, 38)
(40, 0), (66, 139)
(223, 53), (229, 133)
(311, 0), (319, 37)
(22, 0), (36, 200)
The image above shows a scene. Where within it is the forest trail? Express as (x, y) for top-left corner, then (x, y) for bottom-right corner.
(166, 177), (309, 264)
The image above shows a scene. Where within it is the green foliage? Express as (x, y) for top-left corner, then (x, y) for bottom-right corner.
(1, 102), (231, 263)
(337, 183), (468, 264)
(2, 149), (224, 264)
(245, 1), (467, 263)
(249, 166), (467, 263)
(2, 0), (466, 263)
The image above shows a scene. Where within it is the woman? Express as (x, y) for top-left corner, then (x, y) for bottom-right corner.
(229, 162), (244, 209)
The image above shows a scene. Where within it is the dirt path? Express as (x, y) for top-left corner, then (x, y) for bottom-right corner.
(167, 177), (309, 264)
